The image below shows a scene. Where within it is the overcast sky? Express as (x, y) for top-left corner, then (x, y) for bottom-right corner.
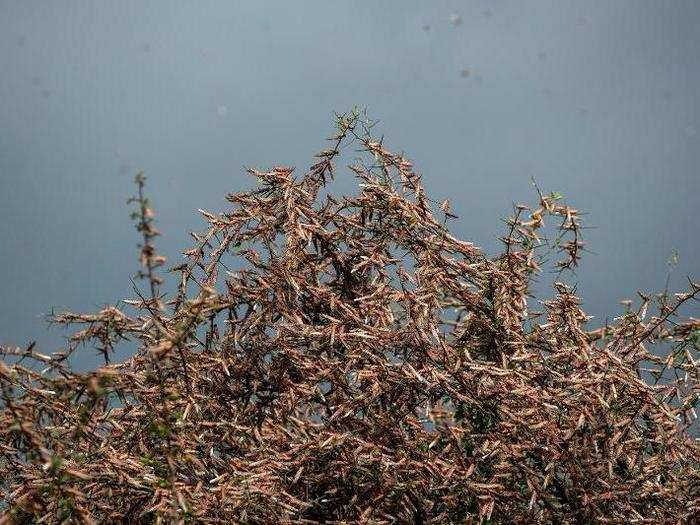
(1, 1), (698, 368)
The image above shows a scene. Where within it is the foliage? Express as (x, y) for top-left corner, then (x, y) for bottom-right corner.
(1, 111), (699, 524)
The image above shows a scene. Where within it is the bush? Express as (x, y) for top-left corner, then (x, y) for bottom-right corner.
(1, 110), (699, 524)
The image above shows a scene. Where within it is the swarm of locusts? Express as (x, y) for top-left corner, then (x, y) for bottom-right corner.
(1, 111), (699, 524)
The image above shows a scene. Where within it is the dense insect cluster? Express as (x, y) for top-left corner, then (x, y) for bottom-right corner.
(1, 111), (699, 523)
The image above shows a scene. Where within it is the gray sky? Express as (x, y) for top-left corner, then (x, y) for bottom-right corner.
(1, 1), (698, 367)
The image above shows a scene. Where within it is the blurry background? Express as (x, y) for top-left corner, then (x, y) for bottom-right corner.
(1, 1), (698, 368)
